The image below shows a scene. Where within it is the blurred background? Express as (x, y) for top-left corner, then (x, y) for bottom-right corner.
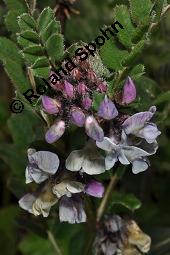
(0, 0), (170, 254)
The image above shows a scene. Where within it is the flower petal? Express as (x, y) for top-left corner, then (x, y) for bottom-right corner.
(42, 96), (60, 115)
(105, 152), (118, 170)
(59, 195), (86, 224)
(25, 166), (48, 184)
(132, 159), (149, 174)
(70, 107), (86, 127)
(19, 193), (36, 213)
(98, 96), (118, 120)
(121, 77), (136, 104)
(96, 137), (117, 152)
(85, 180), (104, 198)
(65, 150), (84, 171)
(45, 120), (65, 143)
(85, 116), (104, 142)
(82, 155), (105, 175)
(138, 123), (161, 143)
(122, 107), (156, 135)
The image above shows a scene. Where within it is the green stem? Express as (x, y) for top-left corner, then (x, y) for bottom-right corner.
(96, 166), (126, 222)
(47, 231), (63, 255)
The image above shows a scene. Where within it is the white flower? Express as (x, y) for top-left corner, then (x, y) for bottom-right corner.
(25, 149), (60, 184)
(65, 141), (106, 175)
(96, 132), (158, 174)
(52, 180), (85, 198)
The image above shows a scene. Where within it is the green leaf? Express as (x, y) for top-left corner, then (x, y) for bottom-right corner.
(46, 33), (64, 62)
(122, 40), (145, 66)
(114, 5), (135, 48)
(19, 234), (55, 255)
(129, 0), (153, 24)
(153, 91), (170, 105)
(38, 7), (54, 33)
(0, 37), (22, 64)
(129, 64), (145, 79)
(5, 10), (20, 33)
(109, 192), (142, 212)
(23, 45), (43, 55)
(92, 92), (105, 111)
(4, 0), (27, 12)
(5, 59), (30, 92)
(41, 20), (61, 42)
(19, 30), (39, 44)
(32, 66), (50, 78)
(18, 13), (36, 32)
(31, 57), (49, 68)
(100, 39), (128, 71)
(17, 35), (37, 48)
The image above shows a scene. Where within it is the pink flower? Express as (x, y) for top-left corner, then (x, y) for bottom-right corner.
(121, 77), (136, 104)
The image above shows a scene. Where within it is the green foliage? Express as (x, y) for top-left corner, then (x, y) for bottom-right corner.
(46, 33), (64, 63)
(129, 0), (153, 24)
(92, 92), (105, 110)
(108, 192), (142, 212)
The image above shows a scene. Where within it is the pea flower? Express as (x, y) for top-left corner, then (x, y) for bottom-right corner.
(19, 183), (58, 217)
(98, 96), (118, 120)
(25, 149), (60, 184)
(85, 116), (104, 142)
(85, 180), (104, 198)
(70, 107), (86, 127)
(122, 106), (161, 143)
(45, 120), (66, 144)
(42, 96), (61, 114)
(94, 215), (151, 255)
(96, 132), (158, 174)
(66, 141), (106, 175)
(121, 77), (136, 104)
(59, 195), (86, 224)
(52, 180), (85, 198)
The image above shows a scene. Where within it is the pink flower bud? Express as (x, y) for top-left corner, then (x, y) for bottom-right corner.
(97, 81), (107, 93)
(70, 107), (86, 127)
(70, 68), (82, 80)
(122, 77), (136, 104)
(64, 81), (74, 98)
(87, 70), (97, 82)
(85, 180), (104, 198)
(98, 96), (118, 120)
(42, 96), (61, 115)
(82, 96), (92, 110)
(45, 120), (65, 144)
(85, 116), (104, 142)
(77, 82), (87, 95)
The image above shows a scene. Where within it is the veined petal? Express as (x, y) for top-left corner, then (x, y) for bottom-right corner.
(98, 96), (118, 120)
(45, 120), (65, 143)
(19, 193), (36, 213)
(25, 166), (48, 184)
(105, 152), (118, 170)
(65, 150), (84, 171)
(82, 155), (105, 175)
(29, 151), (60, 175)
(42, 96), (60, 115)
(121, 145), (150, 162)
(122, 107), (156, 135)
(96, 137), (117, 152)
(121, 77), (136, 104)
(85, 180), (104, 198)
(138, 123), (161, 143)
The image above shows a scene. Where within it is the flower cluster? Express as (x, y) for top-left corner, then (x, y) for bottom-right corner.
(94, 215), (151, 255)
(19, 60), (161, 223)
(19, 149), (104, 223)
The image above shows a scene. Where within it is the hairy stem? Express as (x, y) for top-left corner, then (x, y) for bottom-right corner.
(47, 231), (63, 255)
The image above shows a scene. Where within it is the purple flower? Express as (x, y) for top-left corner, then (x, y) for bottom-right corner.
(85, 180), (104, 198)
(77, 82), (87, 95)
(121, 77), (136, 104)
(98, 96), (118, 120)
(122, 106), (161, 143)
(64, 80), (74, 98)
(70, 107), (86, 127)
(85, 116), (104, 142)
(82, 96), (92, 110)
(97, 81), (107, 93)
(45, 120), (65, 144)
(42, 96), (61, 114)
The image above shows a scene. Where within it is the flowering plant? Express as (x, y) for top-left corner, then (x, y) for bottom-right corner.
(0, 0), (170, 255)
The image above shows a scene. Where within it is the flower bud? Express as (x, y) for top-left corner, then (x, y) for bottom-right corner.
(122, 77), (136, 104)
(87, 70), (97, 82)
(97, 81), (107, 93)
(77, 82), (87, 95)
(42, 96), (61, 114)
(64, 80), (74, 98)
(85, 116), (104, 142)
(85, 180), (104, 198)
(98, 96), (118, 120)
(82, 96), (92, 110)
(45, 120), (65, 144)
(70, 107), (86, 127)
